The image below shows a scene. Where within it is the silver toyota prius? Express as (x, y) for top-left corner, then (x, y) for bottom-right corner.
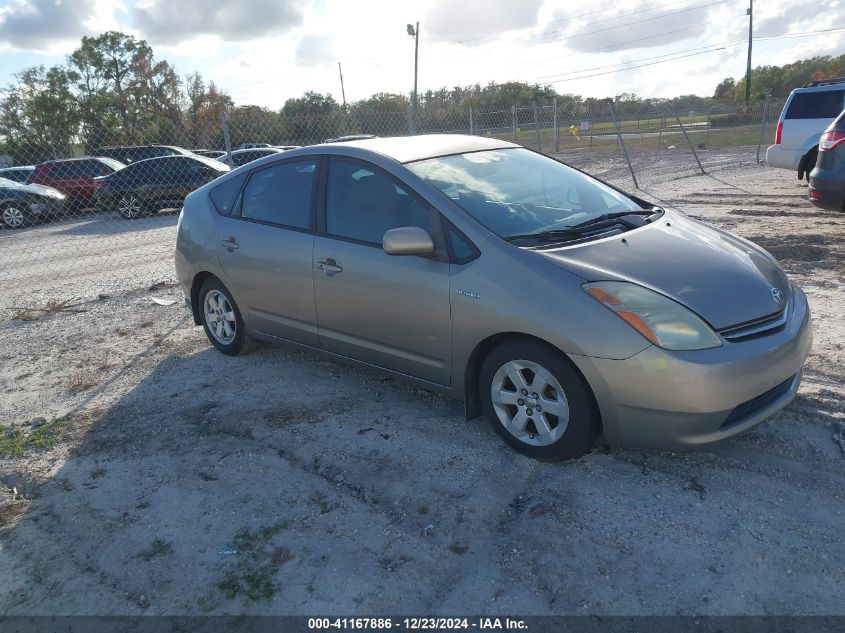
(174, 134), (812, 460)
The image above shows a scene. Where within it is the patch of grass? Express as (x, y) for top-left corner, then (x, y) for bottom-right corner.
(218, 566), (277, 602)
(216, 522), (294, 603)
(138, 538), (173, 561)
(90, 467), (107, 479)
(0, 500), (30, 527)
(309, 492), (339, 515)
(0, 418), (70, 457)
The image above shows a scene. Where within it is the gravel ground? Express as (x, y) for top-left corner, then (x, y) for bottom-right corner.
(0, 150), (844, 616)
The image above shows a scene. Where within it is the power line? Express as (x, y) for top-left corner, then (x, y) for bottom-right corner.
(536, 26), (845, 86)
(517, 0), (730, 50)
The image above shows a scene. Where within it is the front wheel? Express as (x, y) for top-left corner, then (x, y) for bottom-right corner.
(1, 203), (29, 229)
(479, 340), (600, 461)
(199, 277), (255, 356)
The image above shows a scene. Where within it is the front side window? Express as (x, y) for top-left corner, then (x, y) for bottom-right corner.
(406, 147), (641, 240)
(326, 159), (438, 245)
(240, 160), (316, 229)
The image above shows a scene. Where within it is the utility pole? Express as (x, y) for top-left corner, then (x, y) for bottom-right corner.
(337, 62), (347, 109)
(745, 0), (753, 102)
(407, 22), (419, 133)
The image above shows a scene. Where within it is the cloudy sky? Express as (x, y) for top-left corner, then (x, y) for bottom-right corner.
(0, 0), (843, 107)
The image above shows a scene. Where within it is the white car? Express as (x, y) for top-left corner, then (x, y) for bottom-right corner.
(767, 79), (845, 180)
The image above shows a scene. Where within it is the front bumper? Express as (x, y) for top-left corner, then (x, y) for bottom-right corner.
(570, 286), (813, 450)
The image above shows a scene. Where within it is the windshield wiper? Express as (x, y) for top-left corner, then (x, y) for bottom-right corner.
(504, 228), (592, 243)
(568, 207), (661, 229)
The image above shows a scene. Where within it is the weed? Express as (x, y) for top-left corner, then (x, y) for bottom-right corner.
(218, 567), (277, 602)
(309, 492), (338, 515)
(10, 298), (89, 322)
(138, 538), (173, 561)
(0, 418), (69, 457)
(68, 369), (98, 393)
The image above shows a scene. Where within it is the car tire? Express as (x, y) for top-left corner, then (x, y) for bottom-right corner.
(118, 194), (144, 219)
(198, 277), (255, 356)
(1, 203), (29, 229)
(479, 339), (601, 461)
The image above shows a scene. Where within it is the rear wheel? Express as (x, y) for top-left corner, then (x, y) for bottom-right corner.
(118, 194), (143, 219)
(479, 339), (600, 461)
(1, 203), (28, 229)
(198, 277), (255, 356)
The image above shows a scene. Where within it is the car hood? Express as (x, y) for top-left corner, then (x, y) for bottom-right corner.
(538, 210), (790, 330)
(0, 181), (64, 199)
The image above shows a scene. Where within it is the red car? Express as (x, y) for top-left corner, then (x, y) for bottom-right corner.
(27, 157), (125, 211)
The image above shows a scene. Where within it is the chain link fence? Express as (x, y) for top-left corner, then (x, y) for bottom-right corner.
(0, 97), (784, 314)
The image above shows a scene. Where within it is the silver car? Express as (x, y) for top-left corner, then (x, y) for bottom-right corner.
(175, 135), (812, 460)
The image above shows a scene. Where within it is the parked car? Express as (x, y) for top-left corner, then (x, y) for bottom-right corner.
(808, 109), (845, 211)
(26, 157), (125, 210)
(95, 154), (229, 219)
(0, 166), (35, 183)
(0, 176), (66, 229)
(323, 135), (376, 143)
(239, 142), (271, 149)
(216, 148), (283, 167)
(193, 149), (226, 159)
(174, 134), (812, 460)
(93, 145), (191, 165)
(767, 77), (845, 180)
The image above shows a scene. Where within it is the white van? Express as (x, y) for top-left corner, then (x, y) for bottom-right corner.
(766, 79), (845, 180)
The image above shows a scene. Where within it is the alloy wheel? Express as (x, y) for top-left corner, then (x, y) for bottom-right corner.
(2, 206), (25, 229)
(118, 195), (142, 219)
(490, 359), (570, 447)
(204, 289), (237, 345)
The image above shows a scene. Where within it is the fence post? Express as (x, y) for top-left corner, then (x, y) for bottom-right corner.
(220, 111), (233, 164)
(511, 105), (517, 142)
(533, 101), (542, 152)
(609, 101), (638, 189)
(469, 106), (474, 135)
(756, 95), (770, 164)
(553, 97), (559, 153)
(675, 114), (705, 174)
(704, 106), (712, 148)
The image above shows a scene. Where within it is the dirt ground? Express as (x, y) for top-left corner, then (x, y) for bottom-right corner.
(1, 151), (844, 616)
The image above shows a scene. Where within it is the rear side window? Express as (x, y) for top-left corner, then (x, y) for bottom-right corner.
(210, 173), (247, 215)
(785, 90), (845, 119)
(240, 160), (317, 229)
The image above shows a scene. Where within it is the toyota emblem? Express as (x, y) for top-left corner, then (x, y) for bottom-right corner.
(771, 287), (785, 304)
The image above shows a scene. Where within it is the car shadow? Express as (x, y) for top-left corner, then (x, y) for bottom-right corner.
(2, 318), (843, 616)
(52, 211), (178, 237)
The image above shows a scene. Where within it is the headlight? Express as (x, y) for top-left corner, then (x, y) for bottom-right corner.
(583, 281), (721, 351)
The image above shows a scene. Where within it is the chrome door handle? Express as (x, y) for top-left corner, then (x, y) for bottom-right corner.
(317, 258), (342, 274)
(221, 236), (239, 251)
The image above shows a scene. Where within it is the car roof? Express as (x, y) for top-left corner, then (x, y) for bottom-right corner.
(125, 153), (228, 170)
(321, 134), (518, 163)
(0, 165), (34, 170)
(41, 156), (106, 164)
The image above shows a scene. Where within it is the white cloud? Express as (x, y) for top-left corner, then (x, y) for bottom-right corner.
(0, 0), (98, 50)
(295, 34), (334, 67)
(131, 0), (305, 44)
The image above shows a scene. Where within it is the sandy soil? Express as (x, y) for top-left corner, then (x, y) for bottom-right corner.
(0, 152), (843, 616)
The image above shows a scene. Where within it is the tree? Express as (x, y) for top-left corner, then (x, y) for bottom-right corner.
(0, 65), (79, 163)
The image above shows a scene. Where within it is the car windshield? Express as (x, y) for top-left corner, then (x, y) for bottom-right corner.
(406, 148), (642, 239)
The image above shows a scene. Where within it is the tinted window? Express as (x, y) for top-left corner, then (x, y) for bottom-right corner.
(48, 162), (84, 179)
(444, 220), (478, 264)
(240, 160), (316, 228)
(210, 173), (247, 216)
(786, 90), (845, 119)
(326, 160), (437, 245)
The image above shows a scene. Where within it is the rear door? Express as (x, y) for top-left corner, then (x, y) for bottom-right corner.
(312, 157), (451, 385)
(216, 158), (321, 346)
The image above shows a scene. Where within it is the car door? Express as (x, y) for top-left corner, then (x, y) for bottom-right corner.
(216, 158), (320, 346)
(313, 157), (451, 386)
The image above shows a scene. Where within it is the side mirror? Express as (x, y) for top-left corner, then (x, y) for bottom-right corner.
(383, 226), (434, 256)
